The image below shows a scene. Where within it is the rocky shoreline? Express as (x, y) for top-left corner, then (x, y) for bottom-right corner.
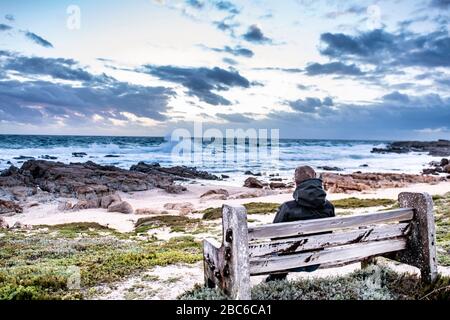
(0, 158), (449, 218)
(372, 140), (450, 157)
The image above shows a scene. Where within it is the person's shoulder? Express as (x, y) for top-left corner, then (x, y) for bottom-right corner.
(281, 200), (298, 210)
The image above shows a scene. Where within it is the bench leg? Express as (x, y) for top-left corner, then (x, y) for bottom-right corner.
(393, 192), (438, 284)
(221, 205), (251, 300)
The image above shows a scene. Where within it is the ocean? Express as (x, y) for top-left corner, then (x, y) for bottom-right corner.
(0, 135), (437, 184)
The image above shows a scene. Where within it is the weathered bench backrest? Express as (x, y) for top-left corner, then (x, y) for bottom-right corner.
(203, 192), (437, 300)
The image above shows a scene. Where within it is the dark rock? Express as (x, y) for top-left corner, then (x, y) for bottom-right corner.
(270, 178), (282, 181)
(13, 156), (35, 160)
(244, 170), (262, 176)
(105, 155), (120, 158)
(318, 166), (344, 172)
(360, 164), (369, 167)
(441, 158), (449, 167)
(72, 152), (88, 158)
(130, 162), (220, 180)
(444, 164), (450, 174)
(371, 140), (450, 157)
(6, 161), (12, 165)
(40, 155), (58, 160)
(244, 177), (265, 188)
(221, 174), (230, 179)
(0, 200), (23, 214)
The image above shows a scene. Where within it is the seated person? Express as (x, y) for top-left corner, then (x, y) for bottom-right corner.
(266, 165), (335, 282)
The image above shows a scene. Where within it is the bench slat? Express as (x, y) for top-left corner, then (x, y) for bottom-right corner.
(248, 208), (414, 241)
(249, 222), (410, 258)
(249, 238), (407, 275)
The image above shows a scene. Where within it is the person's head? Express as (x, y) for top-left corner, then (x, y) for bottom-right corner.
(294, 166), (316, 186)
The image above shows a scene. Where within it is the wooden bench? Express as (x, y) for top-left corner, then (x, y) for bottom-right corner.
(202, 192), (438, 299)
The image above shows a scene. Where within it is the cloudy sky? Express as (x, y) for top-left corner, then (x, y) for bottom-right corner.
(0, 0), (449, 139)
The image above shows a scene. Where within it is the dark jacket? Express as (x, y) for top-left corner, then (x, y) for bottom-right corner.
(273, 178), (335, 223)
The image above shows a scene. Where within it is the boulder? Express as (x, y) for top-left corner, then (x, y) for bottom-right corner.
(243, 177), (265, 189)
(100, 194), (122, 209)
(244, 171), (262, 176)
(444, 165), (450, 174)
(441, 158), (449, 167)
(200, 189), (229, 199)
(72, 199), (100, 211)
(130, 161), (220, 180)
(0, 217), (8, 229)
(269, 182), (287, 189)
(0, 200), (23, 214)
(107, 201), (134, 214)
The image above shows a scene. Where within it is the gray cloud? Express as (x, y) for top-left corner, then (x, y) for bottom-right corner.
(242, 25), (272, 44)
(141, 65), (250, 105)
(214, 1), (240, 14)
(23, 31), (53, 48)
(0, 79), (174, 125)
(216, 112), (253, 123)
(305, 62), (364, 76)
(2, 53), (111, 83)
(265, 92), (450, 139)
(288, 97), (334, 113)
(430, 0), (450, 9)
(325, 5), (366, 19)
(5, 14), (15, 22)
(0, 24), (12, 31)
(319, 29), (450, 68)
(205, 45), (254, 58)
(223, 57), (238, 65)
(186, 0), (205, 9)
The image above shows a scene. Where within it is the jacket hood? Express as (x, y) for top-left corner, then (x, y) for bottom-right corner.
(293, 178), (327, 208)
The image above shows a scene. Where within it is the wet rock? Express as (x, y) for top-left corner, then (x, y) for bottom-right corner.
(270, 178), (282, 181)
(0, 200), (23, 214)
(360, 164), (369, 168)
(130, 162), (220, 180)
(105, 155), (120, 158)
(100, 194), (122, 209)
(72, 152), (88, 158)
(440, 158), (449, 167)
(13, 156), (35, 160)
(40, 155), (58, 160)
(372, 140), (450, 157)
(221, 174), (230, 179)
(107, 201), (134, 214)
(244, 177), (266, 189)
(244, 171), (262, 176)
(444, 164), (450, 174)
(318, 166), (344, 172)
